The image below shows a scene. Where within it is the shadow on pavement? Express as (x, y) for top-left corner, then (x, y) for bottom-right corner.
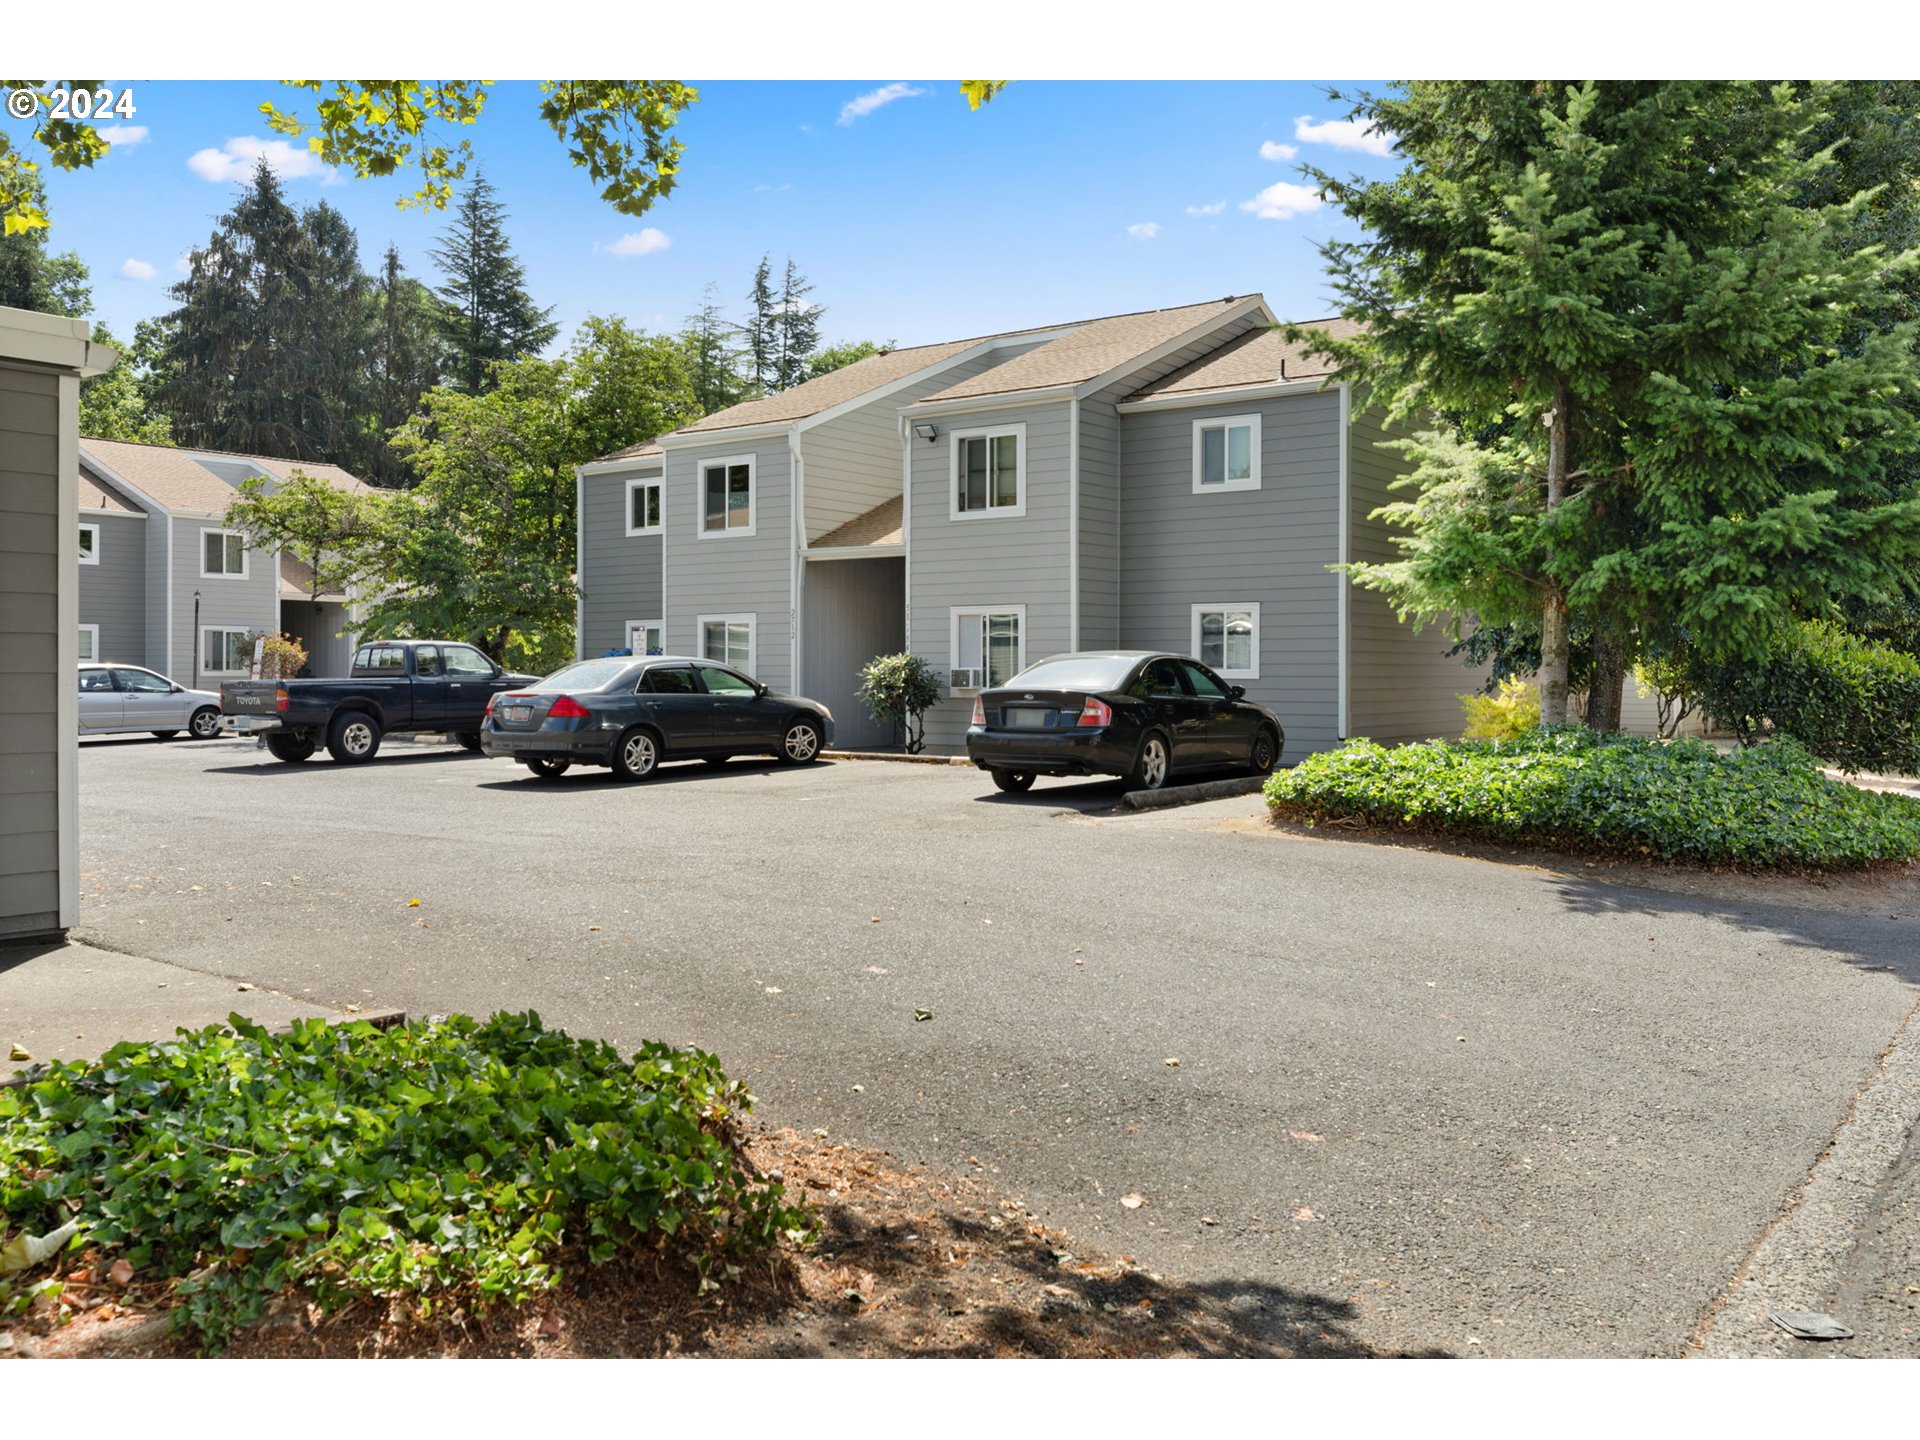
(472, 758), (837, 792)
(201, 748), (490, 775)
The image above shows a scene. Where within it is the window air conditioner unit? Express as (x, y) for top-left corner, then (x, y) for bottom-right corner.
(949, 668), (983, 691)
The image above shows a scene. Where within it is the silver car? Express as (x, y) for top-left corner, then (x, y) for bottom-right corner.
(78, 663), (224, 741)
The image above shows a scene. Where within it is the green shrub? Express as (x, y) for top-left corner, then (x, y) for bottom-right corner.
(1265, 728), (1920, 868)
(0, 1012), (810, 1351)
(856, 652), (944, 753)
(1689, 621), (1920, 775)
(1459, 676), (1540, 741)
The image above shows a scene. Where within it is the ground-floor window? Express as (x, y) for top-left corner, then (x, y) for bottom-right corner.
(200, 626), (253, 676)
(78, 624), (99, 661)
(697, 613), (754, 673)
(626, 620), (664, 656)
(1192, 603), (1259, 679)
(949, 606), (1025, 691)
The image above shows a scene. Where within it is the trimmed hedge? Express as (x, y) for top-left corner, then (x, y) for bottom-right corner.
(1690, 621), (1920, 776)
(1265, 728), (1920, 868)
(0, 1011), (811, 1350)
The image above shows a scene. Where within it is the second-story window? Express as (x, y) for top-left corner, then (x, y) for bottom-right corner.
(952, 425), (1025, 518)
(700, 456), (756, 537)
(201, 528), (248, 578)
(626, 478), (663, 536)
(1192, 414), (1261, 492)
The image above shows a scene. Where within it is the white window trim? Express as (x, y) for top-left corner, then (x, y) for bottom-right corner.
(78, 523), (101, 565)
(78, 624), (99, 661)
(199, 625), (253, 677)
(947, 604), (1027, 693)
(695, 455), (758, 539)
(948, 423), (1028, 521)
(199, 527), (250, 580)
(624, 477), (664, 537)
(1191, 603), (1261, 681)
(625, 619), (664, 656)
(1191, 413), (1262, 494)
(695, 612), (756, 674)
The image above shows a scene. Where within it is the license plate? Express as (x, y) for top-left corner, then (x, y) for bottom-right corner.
(1006, 708), (1050, 729)
(505, 706), (532, 723)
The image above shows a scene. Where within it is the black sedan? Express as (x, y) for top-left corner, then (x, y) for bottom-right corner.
(480, 656), (834, 781)
(965, 651), (1284, 793)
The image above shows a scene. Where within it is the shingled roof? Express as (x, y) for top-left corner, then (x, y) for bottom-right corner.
(1124, 317), (1362, 402)
(77, 464), (142, 514)
(811, 494), (902, 550)
(78, 438), (376, 514)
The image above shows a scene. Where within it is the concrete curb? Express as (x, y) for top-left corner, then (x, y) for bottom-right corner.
(1690, 995), (1920, 1356)
(1118, 775), (1269, 810)
(823, 749), (972, 766)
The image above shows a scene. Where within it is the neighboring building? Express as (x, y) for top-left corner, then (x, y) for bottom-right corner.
(575, 294), (1478, 757)
(2, 307), (116, 943)
(75, 438), (375, 683)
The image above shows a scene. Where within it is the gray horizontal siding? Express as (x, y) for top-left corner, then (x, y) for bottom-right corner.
(1119, 387), (1343, 755)
(78, 513), (147, 666)
(580, 466), (664, 657)
(1345, 407), (1482, 743)
(909, 399), (1075, 753)
(171, 520), (279, 685)
(663, 435), (793, 692)
(0, 360), (63, 939)
(801, 555), (904, 749)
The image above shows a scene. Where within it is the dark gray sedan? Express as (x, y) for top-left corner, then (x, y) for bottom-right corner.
(480, 656), (835, 781)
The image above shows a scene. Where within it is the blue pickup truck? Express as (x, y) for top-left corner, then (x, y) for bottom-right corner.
(221, 639), (541, 764)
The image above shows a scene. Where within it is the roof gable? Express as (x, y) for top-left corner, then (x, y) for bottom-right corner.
(78, 438), (376, 514)
(1124, 317), (1362, 402)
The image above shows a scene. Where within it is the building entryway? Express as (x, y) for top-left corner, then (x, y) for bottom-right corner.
(801, 555), (904, 750)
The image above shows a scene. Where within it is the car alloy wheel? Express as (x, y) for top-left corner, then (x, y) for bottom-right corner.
(189, 706), (222, 740)
(781, 722), (821, 764)
(613, 729), (658, 781)
(1133, 734), (1169, 791)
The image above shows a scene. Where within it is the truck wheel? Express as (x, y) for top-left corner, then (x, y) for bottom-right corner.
(266, 732), (317, 764)
(326, 712), (383, 764)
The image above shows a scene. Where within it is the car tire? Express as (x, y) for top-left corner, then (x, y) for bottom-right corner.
(265, 731), (317, 763)
(188, 706), (222, 740)
(150, 730), (180, 741)
(1248, 726), (1280, 775)
(326, 711), (383, 765)
(523, 757), (571, 780)
(1126, 732), (1171, 792)
(779, 718), (823, 765)
(610, 727), (659, 782)
(991, 769), (1036, 794)
(453, 731), (482, 752)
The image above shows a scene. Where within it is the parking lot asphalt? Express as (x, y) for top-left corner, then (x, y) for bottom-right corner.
(60, 733), (1920, 1357)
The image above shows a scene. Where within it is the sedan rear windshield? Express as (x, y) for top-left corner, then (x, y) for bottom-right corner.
(528, 660), (632, 692)
(1006, 656), (1139, 691)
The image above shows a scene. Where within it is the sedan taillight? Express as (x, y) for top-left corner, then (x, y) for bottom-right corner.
(1077, 697), (1112, 728)
(485, 692), (498, 716)
(970, 696), (986, 726)
(547, 695), (591, 720)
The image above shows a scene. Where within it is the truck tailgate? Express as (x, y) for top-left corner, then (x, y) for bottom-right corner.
(220, 680), (282, 716)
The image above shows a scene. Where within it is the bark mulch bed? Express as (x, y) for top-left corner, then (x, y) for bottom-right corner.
(9, 1128), (1375, 1359)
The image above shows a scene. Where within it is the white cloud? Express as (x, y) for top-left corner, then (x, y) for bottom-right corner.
(1125, 222), (1160, 240)
(1259, 140), (1299, 162)
(597, 228), (671, 258)
(1186, 200), (1227, 217)
(754, 183), (792, 193)
(1293, 114), (1397, 158)
(98, 124), (150, 149)
(119, 258), (157, 280)
(1240, 180), (1327, 221)
(187, 136), (340, 184)
(837, 83), (927, 126)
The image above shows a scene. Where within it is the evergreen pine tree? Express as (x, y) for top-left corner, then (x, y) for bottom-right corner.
(744, 255), (777, 394)
(680, 282), (749, 415)
(0, 172), (91, 317)
(773, 258), (822, 391)
(364, 245), (446, 485)
(429, 170), (559, 393)
(1301, 81), (1920, 726)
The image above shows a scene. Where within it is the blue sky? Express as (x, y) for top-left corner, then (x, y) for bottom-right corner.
(36, 80), (1406, 351)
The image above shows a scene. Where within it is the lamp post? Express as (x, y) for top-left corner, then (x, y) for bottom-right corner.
(192, 590), (201, 687)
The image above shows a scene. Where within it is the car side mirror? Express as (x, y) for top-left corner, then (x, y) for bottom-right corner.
(1228, 685), (1246, 700)
(756, 683), (769, 698)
